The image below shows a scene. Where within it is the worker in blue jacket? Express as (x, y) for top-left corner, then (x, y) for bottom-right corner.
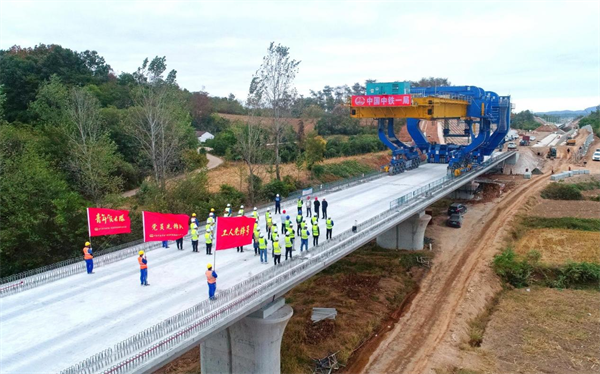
(274, 194), (281, 214)
(206, 263), (218, 300)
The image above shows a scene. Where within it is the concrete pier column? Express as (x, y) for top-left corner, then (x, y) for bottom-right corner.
(376, 211), (431, 250)
(449, 181), (479, 199)
(200, 297), (293, 374)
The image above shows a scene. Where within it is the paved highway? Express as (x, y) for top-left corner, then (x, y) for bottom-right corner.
(1, 164), (448, 373)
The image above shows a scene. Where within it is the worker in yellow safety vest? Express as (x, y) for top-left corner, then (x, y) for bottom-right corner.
(191, 224), (199, 252)
(326, 218), (334, 239)
(258, 234), (268, 263)
(285, 232), (293, 261)
(312, 222), (320, 246)
(272, 240), (281, 266)
(205, 229), (213, 255)
(300, 226), (309, 252)
(296, 213), (303, 236)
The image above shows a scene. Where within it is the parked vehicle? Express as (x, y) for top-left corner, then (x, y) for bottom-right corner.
(593, 151), (600, 161)
(446, 214), (463, 228)
(566, 139), (576, 146)
(447, 203), (467, 215)
(507, 142), (517, 150)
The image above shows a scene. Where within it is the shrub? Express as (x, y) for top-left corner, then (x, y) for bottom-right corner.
(541, 183), (583, 200)
(492, 249), (533, 288)
(261, 179), (290, 200)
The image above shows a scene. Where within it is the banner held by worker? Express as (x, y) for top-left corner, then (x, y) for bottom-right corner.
(215, 216), (255, 250)
(87, 207), (131, 237)
(142, 211), (189, 242)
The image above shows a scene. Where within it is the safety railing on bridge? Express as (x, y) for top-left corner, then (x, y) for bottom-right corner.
(575, 125), (595, 162)
(60, 152), (513, 374)
(0, 171), (384, 297)
(390, 152), (512, 209)
(0, 240), (162, 297)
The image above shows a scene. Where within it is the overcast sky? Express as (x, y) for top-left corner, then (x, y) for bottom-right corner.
(1, 1), (598, 112)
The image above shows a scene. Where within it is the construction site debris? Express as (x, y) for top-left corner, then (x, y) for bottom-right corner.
(312, 351), (344, 374)
(311, 308), (337, 323)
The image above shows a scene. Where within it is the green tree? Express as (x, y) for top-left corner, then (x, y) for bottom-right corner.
(64, 87), (123, 202)
(0, 44), (110, 122)
(249, 42), (301, 180)
(0, 125), (88, 277)
(304, 131), (326, 169)
(127, 83), (194, 190)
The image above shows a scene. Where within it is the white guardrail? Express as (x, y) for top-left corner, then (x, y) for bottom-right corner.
(59, 152), (514, 374)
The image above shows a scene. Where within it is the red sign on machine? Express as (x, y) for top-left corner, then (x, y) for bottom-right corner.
(351, 94), (412, 107)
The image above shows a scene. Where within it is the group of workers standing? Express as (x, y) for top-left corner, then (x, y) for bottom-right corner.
(82, 193), (335, 298)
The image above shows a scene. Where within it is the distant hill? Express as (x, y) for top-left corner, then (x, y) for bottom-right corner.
(535, 106), (597, 117)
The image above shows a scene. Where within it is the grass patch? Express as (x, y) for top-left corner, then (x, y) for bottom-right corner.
(541, 183), (583, 200)
(311, 160), (373, 181)
(520, 216), (600, 231)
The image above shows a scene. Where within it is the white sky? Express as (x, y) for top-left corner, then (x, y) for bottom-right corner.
(1, 0), (599, 112)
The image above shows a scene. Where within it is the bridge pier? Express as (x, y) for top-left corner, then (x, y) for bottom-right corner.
(376, 211), (431, 250)
(449, 181), (479, 199)
(200, 297), (293, 374)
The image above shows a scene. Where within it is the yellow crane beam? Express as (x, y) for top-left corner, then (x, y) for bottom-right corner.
(350, 97), (469, 120)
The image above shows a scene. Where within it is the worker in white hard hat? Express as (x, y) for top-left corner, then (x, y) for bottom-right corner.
(224, 203), (232, 217)
(252, 207), (259, 221)
(258, 233), (268, 263)
(274, 193), (281, 214)
(238, 205), (245, 216)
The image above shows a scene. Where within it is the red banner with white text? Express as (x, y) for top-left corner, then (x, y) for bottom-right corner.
(215, 216), (255, 250)
(87, 208), (131, 237)
(351, 94), (412, 107)
(142, 211), (189, 242)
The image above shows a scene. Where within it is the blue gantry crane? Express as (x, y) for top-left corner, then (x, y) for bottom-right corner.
(350, 82), (511, 176)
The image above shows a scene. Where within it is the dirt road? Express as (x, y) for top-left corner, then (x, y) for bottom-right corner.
(121, 153), (223, 198)
(361, 173), (551, 374)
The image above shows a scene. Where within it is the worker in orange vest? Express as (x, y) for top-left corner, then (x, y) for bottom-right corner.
(206, 263), (218, 299)
(83, 241), (94, 274)
(138, 250), (149, 286)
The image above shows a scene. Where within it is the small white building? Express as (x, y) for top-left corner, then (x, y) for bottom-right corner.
(196, 131), (214, 143)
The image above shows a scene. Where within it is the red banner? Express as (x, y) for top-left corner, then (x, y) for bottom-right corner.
(87, 208), (131, 237)
(215, 216), (255, 250)
(351, 94), (412, 107)
(142, 211), (189, 242)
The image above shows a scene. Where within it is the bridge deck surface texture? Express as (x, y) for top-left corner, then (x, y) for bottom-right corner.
(1, 164), (448, 373)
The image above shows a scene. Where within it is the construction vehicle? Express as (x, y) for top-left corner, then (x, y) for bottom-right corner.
(520, 135), (530, 146)
(350, 82), (511, 176)
(566, 139), (576, 146)
(547, 147), (557, 159)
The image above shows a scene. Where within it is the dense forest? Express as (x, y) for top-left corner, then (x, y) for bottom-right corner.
(0, 44), (455, 277)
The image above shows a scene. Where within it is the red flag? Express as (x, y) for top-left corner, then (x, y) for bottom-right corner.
(142, 211), (189, 242)
(215, 216), (255, 250)
(87, 208), (131, 237)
